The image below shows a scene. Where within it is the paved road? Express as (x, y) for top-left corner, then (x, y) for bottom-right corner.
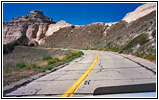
(6, 50), (156, 97)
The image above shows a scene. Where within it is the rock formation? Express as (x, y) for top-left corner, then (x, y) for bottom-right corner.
(45, 20), (72, 36)
(3, 3), (156, 58)
(122, 3), (156, 23)
(3, 10), (72, 46)
(41, 3), (156, 60)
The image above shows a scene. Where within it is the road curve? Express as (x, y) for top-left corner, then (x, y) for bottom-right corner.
(5, 50), (156, 97)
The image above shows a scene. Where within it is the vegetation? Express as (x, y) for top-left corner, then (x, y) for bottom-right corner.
(3, 62), (26, 75)
(3, 43), (17, 54)
(80, 33), (155, 62)
(42, 56), (52, 61)
(40, 65), (53, 72)
(3, 34), (27, 54)
(71, 25), (76, 28)
(120, 34), (148, 52)
(3, 46), (84, 86)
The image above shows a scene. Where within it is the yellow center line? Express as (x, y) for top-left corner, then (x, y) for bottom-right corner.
(61, 52), (99, 97)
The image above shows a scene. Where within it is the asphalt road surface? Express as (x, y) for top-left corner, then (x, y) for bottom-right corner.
(5, 50), (156, 97)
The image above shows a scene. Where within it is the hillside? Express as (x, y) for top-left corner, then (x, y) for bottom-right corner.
(42, 3), (156, 61)
(3, 3), (156, 61)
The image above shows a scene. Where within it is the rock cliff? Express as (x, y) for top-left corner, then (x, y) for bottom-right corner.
(122, 3), (156, 23)
(3, 3), (156, 61)
(3, 10), (71, 46)
(41, 3), (156, 61)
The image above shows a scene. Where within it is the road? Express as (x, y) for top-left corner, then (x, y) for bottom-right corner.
(5, 50), (156, 97)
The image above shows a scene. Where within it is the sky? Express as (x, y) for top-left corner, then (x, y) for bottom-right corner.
(3, 3), (142, 25)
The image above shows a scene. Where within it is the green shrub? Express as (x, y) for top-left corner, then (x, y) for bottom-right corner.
(47, 59), (57, 65)
(14, 62), (26, 70)
(3, 67), (10, 73)
(30, 63), (40, 68)
(3, 43), (16, 54)
(120, 34), (148, 53)
(126, 48), (133, 53)
(63, 51), (84, 63)
(54, 57), (60, 62)
(42, 56), (52, 61)
(145, 54), (156, 61)
(40, 65), (53, 72)
(3, 80), (9, 86)
(71, 25), (75, 28)
(3, 62), (26, 74)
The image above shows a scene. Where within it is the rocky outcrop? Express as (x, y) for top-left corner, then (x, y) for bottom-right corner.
(3, 10), (73, 46)
(3, 10), (55, 45)
(42, 3), (156, 61)
(45, 20), (72, 36)
(3, 3), (156, 51)
(3, 24), (28, 44)
(122, 3), (156, 23)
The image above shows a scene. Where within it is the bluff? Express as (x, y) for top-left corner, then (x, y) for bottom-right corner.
(42, 3), (156, 61)
(3, 3), (156, 61)
(3, 10), (71, 46)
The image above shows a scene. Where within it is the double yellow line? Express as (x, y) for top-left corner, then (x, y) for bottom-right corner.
(61, 53), (99, 97)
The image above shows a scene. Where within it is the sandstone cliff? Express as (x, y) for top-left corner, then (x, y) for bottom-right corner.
(3, 3), (156, 61)
(122, 3), (156, 23)
(42, 3), (156, 61)
(3, 10), (71, 46)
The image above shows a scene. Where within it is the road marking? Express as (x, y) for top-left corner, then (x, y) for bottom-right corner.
(61, 53), (99, 97)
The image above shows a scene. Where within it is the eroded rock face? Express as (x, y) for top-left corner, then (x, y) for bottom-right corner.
(3, 3), (156, 47)
(3, 10), (55, 45)
(45, 20), (72, 36)
(122, 3), (156, 23)
(3, 23), (28, 44)
(3, 10), (73, 46)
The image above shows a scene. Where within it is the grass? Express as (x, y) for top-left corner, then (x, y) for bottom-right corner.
(42, 56), (52, 61)
(135, 52), (156, 61)
(40, 65), (53, 72)
(85, 45), (121, 52)
(120, 34), (148, 53)
(41, 50), (84, 72)
(3, 47), (84, 86)
(14, 62), (26, 69)
(4, 62), (26, 75)
(145, 54), (156, 61)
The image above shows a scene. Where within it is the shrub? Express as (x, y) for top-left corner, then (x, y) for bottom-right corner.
(54, 57), (60, 62)
(71, 25), (75, 28)
(3, 67), (10, 73)
(14, 62), (26, 70)
(120, 34), (148, 53)
(47, 59), (57, 65)
(145, 54), (156, 61)
(126, 48), (133, 54)
(40, 65), (53, 72)
(3, 43), (16, 54)
(30, 63), (40, 69)
(42, 56), (52, 61)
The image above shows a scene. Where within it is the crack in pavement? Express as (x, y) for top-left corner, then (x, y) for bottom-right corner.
(36, 79), (78, 82)
(34, 89), (42, 95)
(101, 52), (156, 75)
(96, 63), (104, 73)
(59, 69), (89, 72)
(5, 93), (93, 97)
(92, 78), (156, 81)
(84, 80), (91, 85)
(120, 55), (156, 75)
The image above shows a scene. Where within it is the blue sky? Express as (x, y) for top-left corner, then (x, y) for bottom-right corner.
(3, 3), (142, 25)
